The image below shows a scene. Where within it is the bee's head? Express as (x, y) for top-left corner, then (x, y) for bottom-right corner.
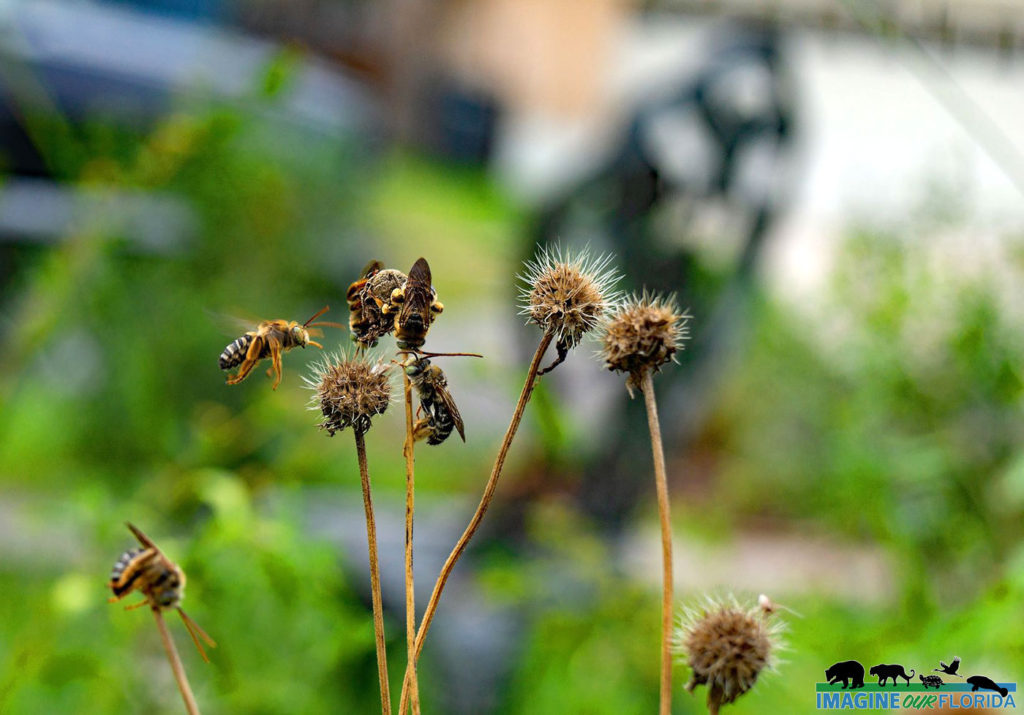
(292, 325), (310, 345)
(150, 564), (185, 609)
(402, 355), (428, 377)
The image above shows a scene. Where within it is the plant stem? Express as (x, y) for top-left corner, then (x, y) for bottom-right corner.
(152, 607), (200, 715)
(355, 429), (392, 715)
(398, 332), (553, 714)
(402, 373), (421, 715)
(641, 369), (673, 715)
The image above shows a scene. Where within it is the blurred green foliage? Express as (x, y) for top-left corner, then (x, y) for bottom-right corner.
(0, 53), (1022, 714)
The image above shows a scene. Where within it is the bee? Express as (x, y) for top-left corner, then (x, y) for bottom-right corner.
(219, 305), (344, 389)
(389, 257), (443, 350)
(403, 354), (465, 445)
(346, 260), (407, 348)
(108, 522), (217, 662)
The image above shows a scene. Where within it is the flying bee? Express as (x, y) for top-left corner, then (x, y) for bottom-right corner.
(389, 257), (443, 350)
(108, 522), (217, 662)
(346, 260), (407, 348)
(219, 305), (345, 389)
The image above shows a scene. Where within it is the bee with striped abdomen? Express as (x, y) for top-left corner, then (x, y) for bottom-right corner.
(346, 259), (384, 347)
(403, 354), (465, 445)
(219, 305), (344, 389)
(346, 260), (409, 348)
(108, 522), (216, 661)
(390, 258), (443, 350)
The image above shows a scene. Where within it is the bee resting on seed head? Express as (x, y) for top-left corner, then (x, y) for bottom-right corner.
(306, 352), (392, 435)
(601, 292), (689, 395)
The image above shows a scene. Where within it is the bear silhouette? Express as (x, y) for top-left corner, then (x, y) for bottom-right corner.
(966, 675), (1009, 697)
(825, 660), (865, 689)
(919, 674), (943, 689)
(870, 664), (915, 687)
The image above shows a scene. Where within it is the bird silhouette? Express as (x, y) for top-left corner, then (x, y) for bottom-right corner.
(934, 656), (963, 678)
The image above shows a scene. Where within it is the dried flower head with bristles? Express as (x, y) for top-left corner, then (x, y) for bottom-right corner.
(305, 351), (393, 435)
(601, 292), (690, 395)
(673, 595), (785, 714)
(518, 246), (620, 374)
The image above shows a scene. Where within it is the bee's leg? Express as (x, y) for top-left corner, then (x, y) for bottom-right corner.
(123, 599), (151, 611)
(269, 338), (283, 390)
(308, 339), (323, 350)
(412, 417), (433, 442)
(537, 339), (569, 376)
(227, 335), (264, 385)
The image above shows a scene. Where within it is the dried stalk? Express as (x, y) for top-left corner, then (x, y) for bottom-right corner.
(641, 369), (673, 715)
(402, 373), (421, 714)
(398, 331), (553, 714)
(355, 429), (392, 715)
(152, 607), (200, 715)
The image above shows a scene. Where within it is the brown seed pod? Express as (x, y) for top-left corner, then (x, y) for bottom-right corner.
(306, 351), (393, 435)
(600, 292), (690, 395)
(518, 246), (620, 374)
(673, 595), (784, 713)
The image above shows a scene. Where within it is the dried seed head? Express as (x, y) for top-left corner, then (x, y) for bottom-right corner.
(673, 595), (784, 712)
(518, 246), (620, 373)
(305, 351), (392, 435)
(601, 292), (690, 394)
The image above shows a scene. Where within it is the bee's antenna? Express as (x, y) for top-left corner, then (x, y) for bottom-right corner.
(177, 608), (217, 662)
(415, 351), (484, 359)
(303, 305), (331, 326)
(307, 321), (347, 330)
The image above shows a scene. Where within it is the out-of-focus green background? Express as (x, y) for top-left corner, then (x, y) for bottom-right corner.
(2, 2), (1024, 713)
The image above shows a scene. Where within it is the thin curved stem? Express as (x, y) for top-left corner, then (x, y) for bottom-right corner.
(152, 607), (200, 715)
(355, 429), (392, 715)
(398, 332), (553, 714)
(641, 369), (673, 715)
(402, 373), (421, 715)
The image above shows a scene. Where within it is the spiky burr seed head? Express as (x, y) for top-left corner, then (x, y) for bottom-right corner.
(306, 352), (392, 436)
(601, 292), (689, 394)
(674, 596), (784, 713)
(518, 246), (620, 373)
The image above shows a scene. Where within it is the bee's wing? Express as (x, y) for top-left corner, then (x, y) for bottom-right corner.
(205, 308), (259, 338)
(400, 263), (432, 320)
(436, 385), (465, 441)
(360, 259), (385, 279)
(408, 257), (431, 286)
(126, 522), (158, 549)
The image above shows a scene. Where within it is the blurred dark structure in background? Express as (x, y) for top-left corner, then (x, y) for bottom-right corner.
(528, 23), (796, 532)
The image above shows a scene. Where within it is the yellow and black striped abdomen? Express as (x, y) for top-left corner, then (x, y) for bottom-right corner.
(219, 334), (254, 370)
(109, 546), (151, 597)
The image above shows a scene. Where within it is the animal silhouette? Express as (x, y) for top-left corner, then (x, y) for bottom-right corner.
(966, 675), (1009, 697)
(825, 660), (865, 689)
(934, 656), (963, 678)
(870, 664), (915, 687)
(919, 674), (943, 689)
